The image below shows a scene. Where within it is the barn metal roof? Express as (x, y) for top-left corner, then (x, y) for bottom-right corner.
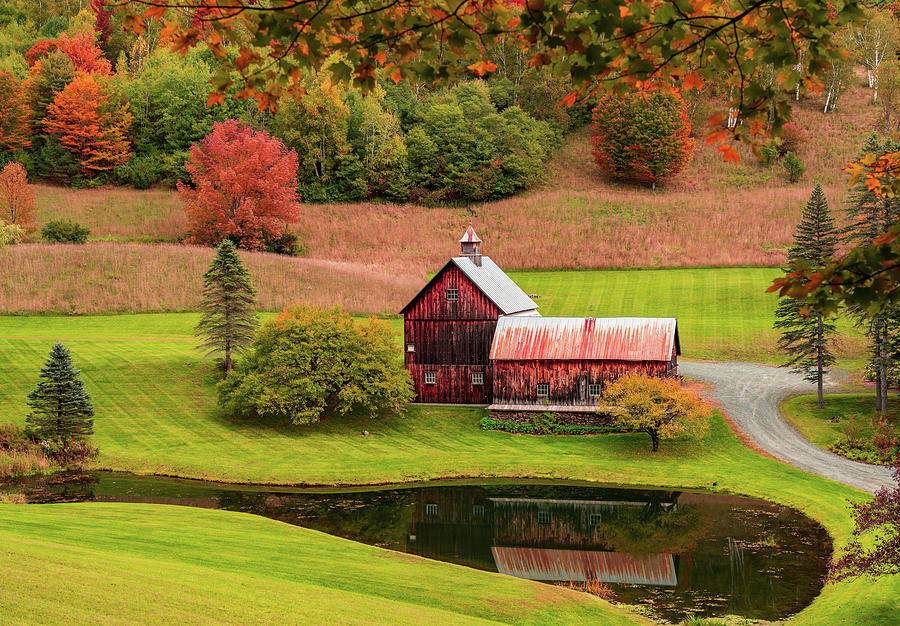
(400, 256), (538, 315)
(490, 317), (679, 361)
(451, 256), (538, 315)
(491, 547), (677, 586)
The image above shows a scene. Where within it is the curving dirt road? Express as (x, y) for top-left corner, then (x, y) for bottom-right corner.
(679, 360), (894, 494)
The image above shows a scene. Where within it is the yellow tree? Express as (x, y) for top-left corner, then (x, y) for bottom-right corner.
(602, 374), (712, 452)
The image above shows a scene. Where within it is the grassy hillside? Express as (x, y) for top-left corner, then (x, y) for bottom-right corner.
(0, 503), (639, 624)
(26, 81), (877, 276)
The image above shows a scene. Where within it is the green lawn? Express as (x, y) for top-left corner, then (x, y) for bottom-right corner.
(0, 503), (639, 624)
(781, 393), (900, 455)
(0, 313), (898, 623)
(507, 268), (863, 362)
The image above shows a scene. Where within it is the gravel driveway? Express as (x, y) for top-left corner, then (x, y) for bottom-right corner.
(679, 360), (894, 494)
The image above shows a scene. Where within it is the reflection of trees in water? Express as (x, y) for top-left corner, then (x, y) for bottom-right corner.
(216, 489), (416, 551)
(609, 504), (832, 622)
(593, 502), (710, 556)
(20, 472), (98, 503)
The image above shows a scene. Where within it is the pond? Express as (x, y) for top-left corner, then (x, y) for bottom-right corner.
(3, 472), (831, 623)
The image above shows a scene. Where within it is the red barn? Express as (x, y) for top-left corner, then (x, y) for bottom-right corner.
(401, 227), (679, 407)
(489, 317), (680, 409)
(400, 226), (539, 403)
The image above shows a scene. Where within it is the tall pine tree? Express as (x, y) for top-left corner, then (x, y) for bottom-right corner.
(844, 133), (900, 415)
(25, 343), (94, 443)
(195, 239), (258, 373)
(775, 184), (839, 409)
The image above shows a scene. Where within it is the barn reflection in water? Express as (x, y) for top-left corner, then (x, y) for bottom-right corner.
(408, 488), (685, 587)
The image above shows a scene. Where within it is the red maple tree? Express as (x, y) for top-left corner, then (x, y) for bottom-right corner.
(56, 33), (113, 75)
(0, 162), (35, 231)
(25, 40), (59, 66)
(43, 73), (132, 178)
(0, 71), (31, 155)
(178, 119), (301, 250)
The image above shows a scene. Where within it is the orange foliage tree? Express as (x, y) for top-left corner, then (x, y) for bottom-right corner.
(25, 34), (111, 76)
(0, 162), (35, 231)
(590, 87), (695, 186)
(43, 73), (132, 178)
(55, 33), (112, 75)
(178, 119), (301, 250)
(0, 71), (31, 158)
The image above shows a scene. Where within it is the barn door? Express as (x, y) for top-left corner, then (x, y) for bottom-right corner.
(579, 375), (588, 404)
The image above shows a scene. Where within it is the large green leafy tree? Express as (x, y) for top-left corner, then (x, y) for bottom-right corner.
(195, 239), (258, 373)
(218, 306), (414, 426)
(774, 184), (840, 409)
(25, 343), (94, 444)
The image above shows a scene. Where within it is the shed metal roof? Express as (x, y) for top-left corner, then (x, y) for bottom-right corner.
(491, 547), (677, 586)
(400, 256), (538, 316)
(490, 317), (679, 361)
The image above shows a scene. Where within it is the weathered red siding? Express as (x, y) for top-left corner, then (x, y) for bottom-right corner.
(403, 265), (502, 321)
(407, 364), (492, 403)
(492, 359), (671, 406)
(404, 264), (500, 403)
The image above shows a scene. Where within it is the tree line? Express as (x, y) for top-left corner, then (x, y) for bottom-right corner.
(0, 3), (590, 204)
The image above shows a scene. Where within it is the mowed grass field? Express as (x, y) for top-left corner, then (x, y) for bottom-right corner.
(0, 503), (639, 625)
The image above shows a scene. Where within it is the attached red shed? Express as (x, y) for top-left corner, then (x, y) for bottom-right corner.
(401, 226), (538, 403)
(489, 317), (680, 408)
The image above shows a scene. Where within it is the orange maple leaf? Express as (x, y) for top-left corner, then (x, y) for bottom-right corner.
(142, 5), (167, 20)
(390, 68), (402, 84)
(206, 92), (226, 107)
(467, 60), (498, 76)
(619, 5), (631, 18)
(560, 91), (578, 109)
(682, 72), (704, 91)
(717, 144), (740, 164)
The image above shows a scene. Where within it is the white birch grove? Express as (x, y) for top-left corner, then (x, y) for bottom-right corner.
(851, 11), (899, 103)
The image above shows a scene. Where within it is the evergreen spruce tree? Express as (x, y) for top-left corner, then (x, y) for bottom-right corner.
(844, 133), (900, 414)
(25, 343), (94, 443)
(775, 184), (839, 409)
(195, 239), (258, 373)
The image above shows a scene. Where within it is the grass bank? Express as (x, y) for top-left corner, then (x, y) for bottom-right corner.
(781, 393), (899, 460)
(0, 503), (638, 624)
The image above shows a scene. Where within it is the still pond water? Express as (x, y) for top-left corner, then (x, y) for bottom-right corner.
(6, 472), (831, 623)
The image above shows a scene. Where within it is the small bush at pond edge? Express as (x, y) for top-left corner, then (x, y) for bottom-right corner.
(41, 219), (90, 243)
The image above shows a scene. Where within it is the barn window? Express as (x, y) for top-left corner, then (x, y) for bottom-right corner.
(473, 504), (485, 518)
(536, 383), (549, 397)
(426, 503), (438, 516)
(406, 343), (415, 353)
(589, 513), (602, 526)
(446, 288), (459, 301)
(589, 384), (602, 397)
(538, 510), (551, 524)
(424, 371), (436, 384)
(472, 372), (484, 385)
